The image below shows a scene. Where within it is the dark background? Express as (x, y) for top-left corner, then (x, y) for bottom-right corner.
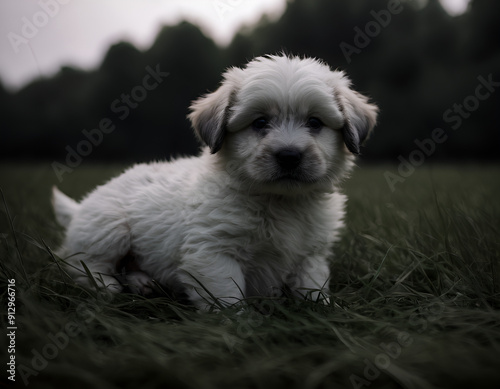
(2, 0), (499, 164)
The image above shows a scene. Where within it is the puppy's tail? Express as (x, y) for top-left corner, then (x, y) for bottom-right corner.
(52, 186), (80, 229)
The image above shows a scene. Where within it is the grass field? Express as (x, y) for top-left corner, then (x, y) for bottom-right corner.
(1, 162), (500, 389)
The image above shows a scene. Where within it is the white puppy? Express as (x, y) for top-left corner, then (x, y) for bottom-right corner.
(52, 54), (377, 310)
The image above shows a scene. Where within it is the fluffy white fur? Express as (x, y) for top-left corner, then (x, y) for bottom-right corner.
(52, 54), (377, 310)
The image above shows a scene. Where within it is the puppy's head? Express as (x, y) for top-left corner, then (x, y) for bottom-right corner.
(188, 54), (378, 194)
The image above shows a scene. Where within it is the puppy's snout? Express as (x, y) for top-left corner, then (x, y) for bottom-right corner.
(275, 149), (302, 170)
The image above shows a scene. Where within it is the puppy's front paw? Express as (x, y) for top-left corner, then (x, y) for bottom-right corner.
(126, 271), (154, 295)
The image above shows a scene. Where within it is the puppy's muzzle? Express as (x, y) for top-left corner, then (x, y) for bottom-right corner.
(275, 149), (302, 170)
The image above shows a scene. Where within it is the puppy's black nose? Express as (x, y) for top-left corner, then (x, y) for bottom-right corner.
(275, 149), (302, 170)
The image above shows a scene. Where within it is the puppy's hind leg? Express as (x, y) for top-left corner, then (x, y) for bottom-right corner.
(61, 215), (132, 294)
(64, 252), (126, 293)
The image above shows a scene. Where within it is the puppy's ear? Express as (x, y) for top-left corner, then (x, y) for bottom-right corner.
(188, 68), (241, 154)
(333, 73), (378, 155)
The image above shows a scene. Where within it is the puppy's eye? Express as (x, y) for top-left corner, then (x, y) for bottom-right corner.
(252, 117), (269, 131)
(306, 117), (323, 131)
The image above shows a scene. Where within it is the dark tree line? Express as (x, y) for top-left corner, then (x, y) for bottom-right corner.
(2, 0), (499, 163)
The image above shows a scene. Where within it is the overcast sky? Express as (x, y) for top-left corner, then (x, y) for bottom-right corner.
(0, 0), (470, 91)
